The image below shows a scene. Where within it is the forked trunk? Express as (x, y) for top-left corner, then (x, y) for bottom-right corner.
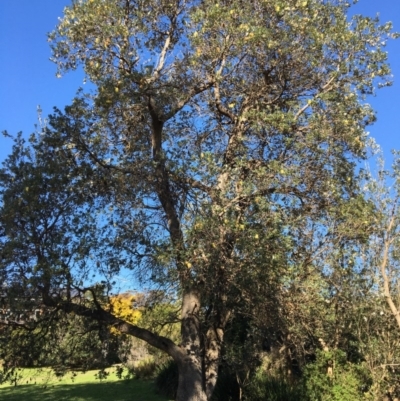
(175, 287), (228, 401)
(176, 289), (208, 401)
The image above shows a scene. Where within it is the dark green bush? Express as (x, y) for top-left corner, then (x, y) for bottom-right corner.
(211, 367), (241, 401)
(243, 369), (302, 401)
(131, 358), (158, 379)
(154, 359), (179, 399)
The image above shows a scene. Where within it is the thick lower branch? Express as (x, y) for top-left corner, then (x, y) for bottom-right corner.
(43, 298), (183, 360)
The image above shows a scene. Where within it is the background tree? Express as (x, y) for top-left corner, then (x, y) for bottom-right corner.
(0, 132), (122, 376)
(352, 153), (400, 399)
(0, 0), (396, 400)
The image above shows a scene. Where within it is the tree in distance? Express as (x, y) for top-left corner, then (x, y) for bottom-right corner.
(0, 0), (397, 400)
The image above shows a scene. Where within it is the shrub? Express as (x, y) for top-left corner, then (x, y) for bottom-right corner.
(211, 367), (241, 401)
(302, 349), (371, 401)
(131, 358), (158, 380)
(154, 359), (179, 399)
(243, 368), (302, 401)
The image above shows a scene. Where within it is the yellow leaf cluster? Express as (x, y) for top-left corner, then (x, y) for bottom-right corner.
(109, 293), (141, 334)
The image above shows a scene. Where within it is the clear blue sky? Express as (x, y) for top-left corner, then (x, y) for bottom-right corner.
(1, 0), (400, 164)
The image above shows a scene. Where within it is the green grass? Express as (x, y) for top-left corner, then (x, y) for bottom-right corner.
(0, 367), (171, 401)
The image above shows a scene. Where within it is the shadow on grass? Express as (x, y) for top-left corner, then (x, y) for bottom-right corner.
(0, 379), (170, 401)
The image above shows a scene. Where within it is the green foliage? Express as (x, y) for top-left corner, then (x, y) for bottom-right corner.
(0, 325), (48, 369)
(131, 358), (159, 380)
(47, 317), (121, 371)
(214, 314), (266, 399)
(154, 360), (179, 400)
(243, 370), (302, 401)
(0, 309), (122, 375)
(302, 349), (370, 401)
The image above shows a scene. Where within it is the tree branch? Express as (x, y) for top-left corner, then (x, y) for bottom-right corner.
(43, 297), (184, 361)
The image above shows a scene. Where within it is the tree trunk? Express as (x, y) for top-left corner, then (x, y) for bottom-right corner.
(205, 325), (224, 399)
(176, 358), (208, 401)
(176, 289), (208, 401)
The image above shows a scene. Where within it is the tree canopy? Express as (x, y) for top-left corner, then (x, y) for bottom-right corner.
(0, 1), (398, 400)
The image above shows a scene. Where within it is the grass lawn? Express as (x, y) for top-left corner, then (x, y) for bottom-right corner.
(0, 367), (172, 401)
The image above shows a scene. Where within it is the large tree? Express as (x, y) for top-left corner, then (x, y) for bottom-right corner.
(0, 0), (396, 399)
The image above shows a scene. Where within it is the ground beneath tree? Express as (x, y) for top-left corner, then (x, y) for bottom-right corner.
(0, 368), (171, 401)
